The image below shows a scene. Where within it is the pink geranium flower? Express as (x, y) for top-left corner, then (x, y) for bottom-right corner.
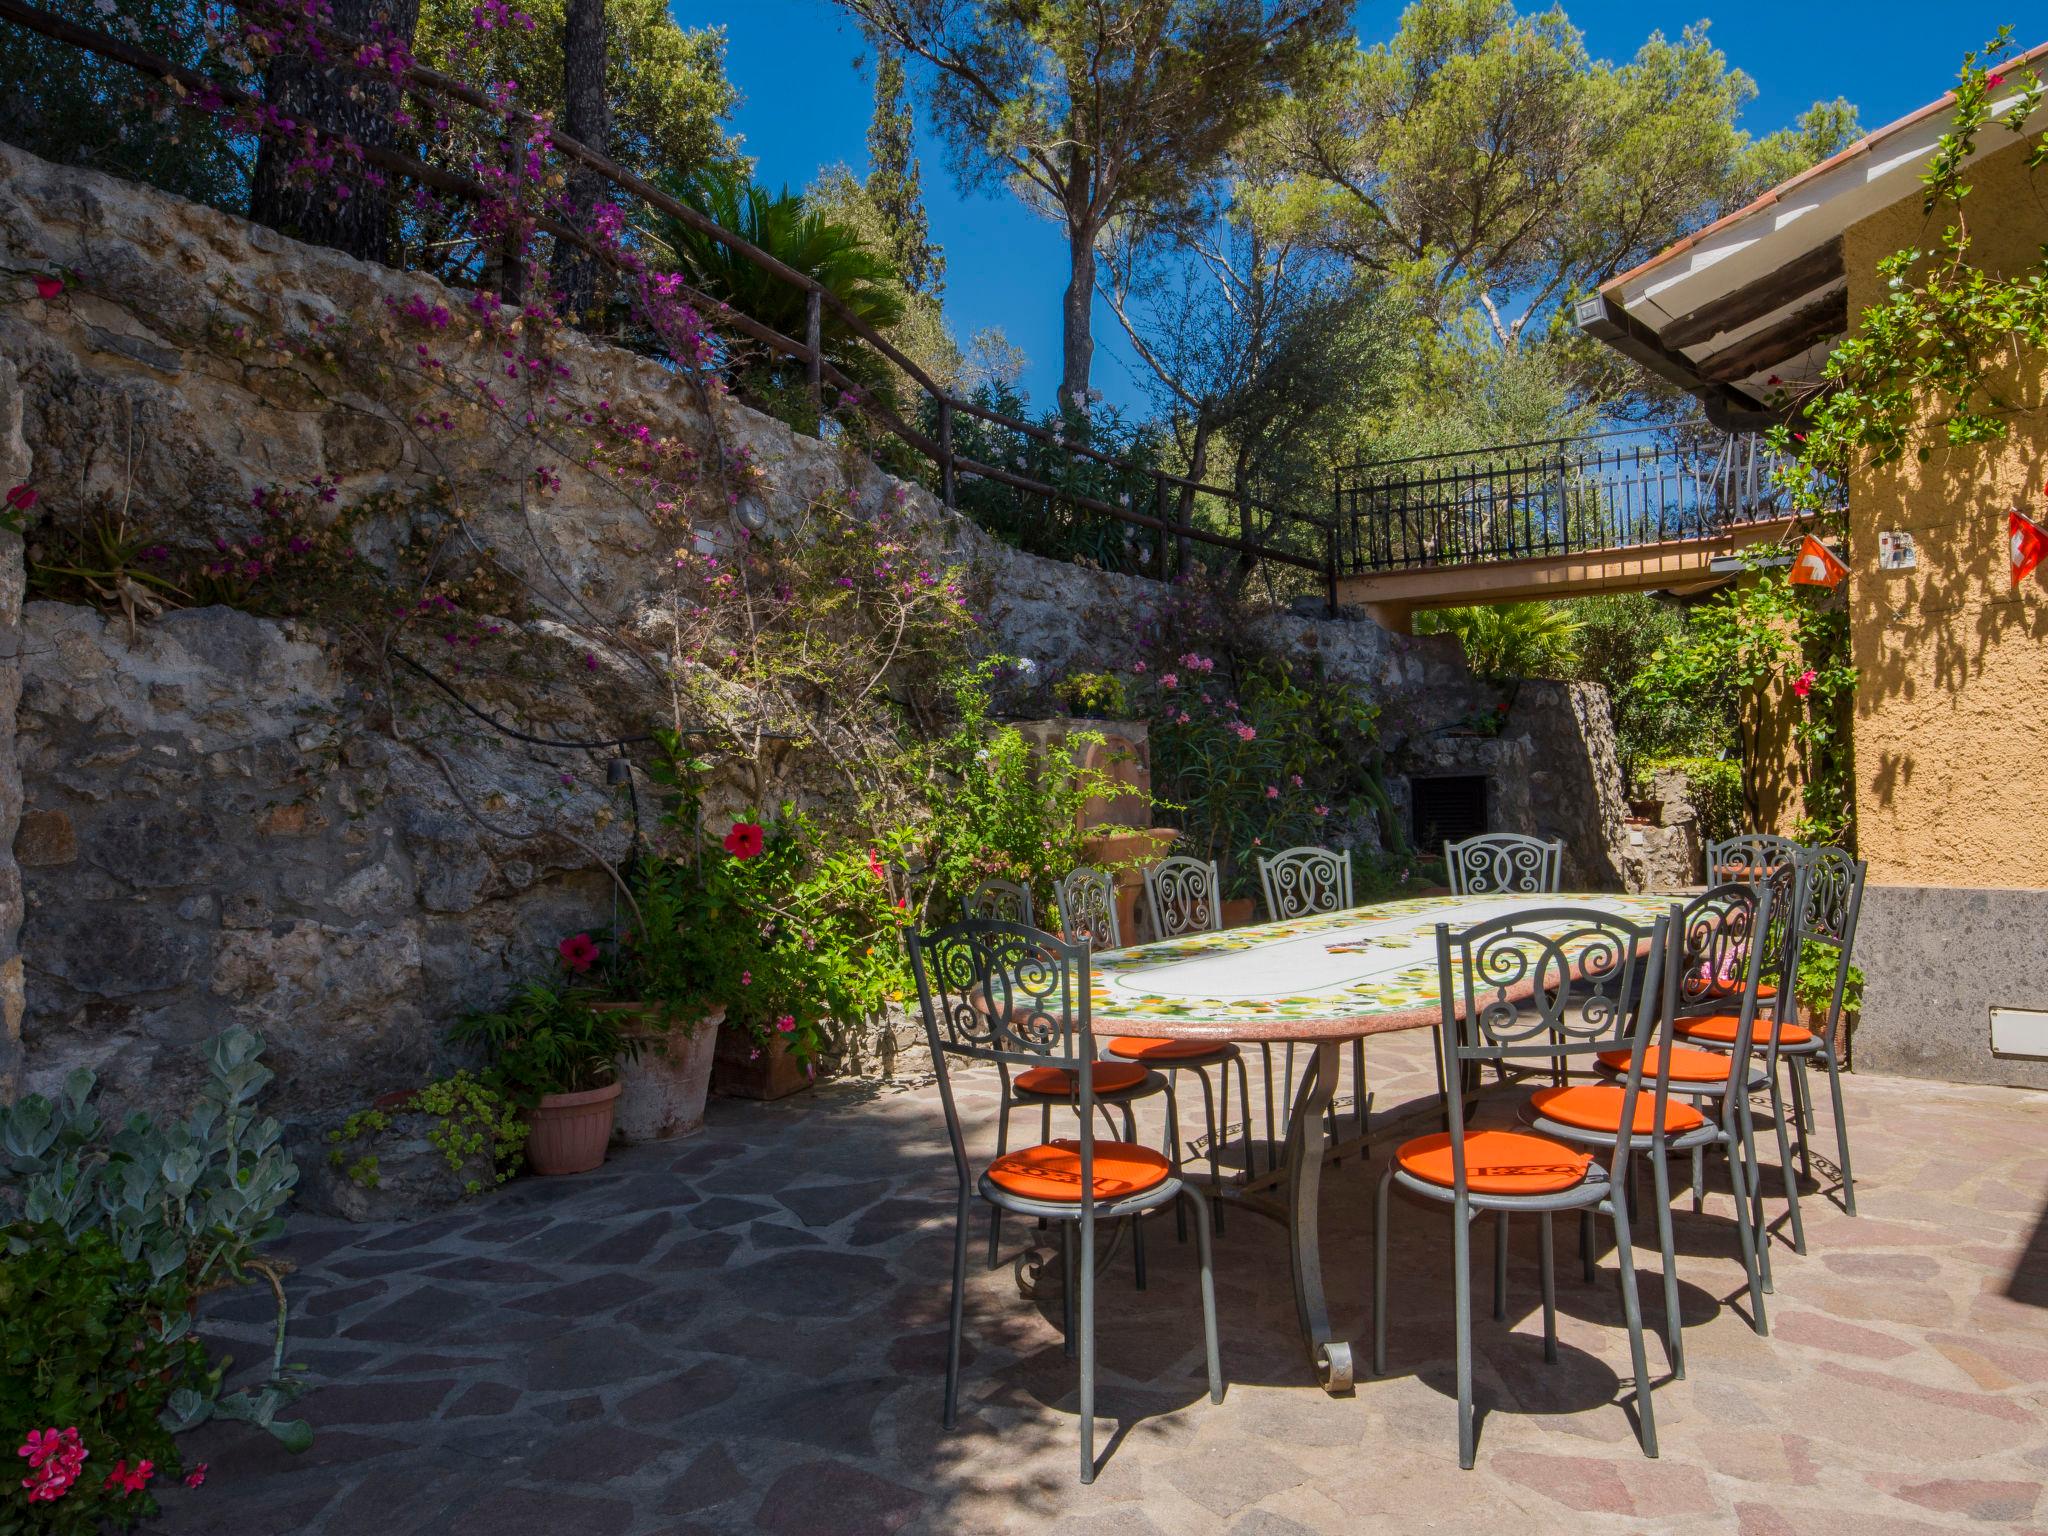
(776, 1014), (796, 1034)
(1265, 785), (1279, 799)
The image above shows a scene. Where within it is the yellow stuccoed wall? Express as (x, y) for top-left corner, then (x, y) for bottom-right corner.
(1843, 135), (2048, 890)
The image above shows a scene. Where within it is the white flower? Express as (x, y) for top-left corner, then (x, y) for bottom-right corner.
(1014, 657), (1038, 676)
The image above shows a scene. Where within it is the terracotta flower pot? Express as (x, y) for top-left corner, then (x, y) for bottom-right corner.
(1221, 897), (1258, 928)
(711, 1029), (812, 1101)
(600, 1003), (726, 1143)
(522, 1079), (622, 1176)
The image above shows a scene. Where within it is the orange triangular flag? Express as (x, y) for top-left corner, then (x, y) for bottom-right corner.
(1788, 534), (1848, 588)
(2012, 509), (2048, 586)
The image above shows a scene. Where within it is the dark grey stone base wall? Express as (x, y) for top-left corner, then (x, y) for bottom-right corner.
(1854, 884), (2048, 1089)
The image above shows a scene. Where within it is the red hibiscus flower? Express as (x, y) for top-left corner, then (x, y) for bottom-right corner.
(557, 932), (599, 972)
(33, 275), (62, 300)
(723, 821), (764, 859)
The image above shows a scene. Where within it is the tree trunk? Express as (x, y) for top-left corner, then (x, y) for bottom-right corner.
(1175, 416), (1212, 523)
(1058, 219), (1098, 417)
(554, 0), (610, 321)
(249, 0), (420, 263)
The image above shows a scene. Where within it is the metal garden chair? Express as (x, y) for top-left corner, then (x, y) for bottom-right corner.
(1255, 844), (1368, 1169)
(1703, 831), (1804, 887)
(1374, 905), (1671, 1469)
(1054, 866), (1121, 952)
(1528, 884), (1775, 1377)
(905, 918), (1223, 1484)
(1679, 846), (1866, 1244)
(1255, 844), (1353, 919)
(1109, 856), (1254, 1223)
(1141, 855), (1224, 940)
(964, 877), (1034, 926)
(1444, 832), (1564, 896)
(985, 867), (1169, 1269)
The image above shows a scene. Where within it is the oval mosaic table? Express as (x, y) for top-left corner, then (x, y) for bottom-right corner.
(1087, 890), (1674, 1394)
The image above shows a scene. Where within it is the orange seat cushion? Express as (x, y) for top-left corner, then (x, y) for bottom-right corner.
(986, 1139), (1171, 1202)
(1106, 1036), (1229, 1063)
(1597, 1044), (1737, 1085)
(1529, 1084), (1705, 1136)
(1676, 1013), (1814, 1047)
(1014, 1061), (1150, 1097)
(1705, 980), (1778, 1001)
(1396, 1129), (1592, 1196)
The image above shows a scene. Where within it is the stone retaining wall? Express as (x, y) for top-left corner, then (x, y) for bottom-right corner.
(0, 139), (1628, 1126)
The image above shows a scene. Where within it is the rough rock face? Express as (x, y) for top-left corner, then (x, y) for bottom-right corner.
(0, 360), (26, 1101)
(0, 139), (1632, 1127)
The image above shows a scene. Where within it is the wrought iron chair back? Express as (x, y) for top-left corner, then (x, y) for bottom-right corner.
(1141, 855), (1223, 940)
(1671, 882), (1774, 1073)
(1444, 833), (1564, 896)
(1055, 866), (1122, 951)
(1256, 845), (1353, 921)
(906, 919), (1095, 1175)
(964, 877), (1035, 927)
(1784, 846), (1866, 1049)
(1704, 831), (1803, 886)
(1436, 906), (1671, 1190)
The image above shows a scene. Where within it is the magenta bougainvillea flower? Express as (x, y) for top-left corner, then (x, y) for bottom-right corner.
(33, 275), (62, 300)
(3, 485), (36, 513)
(723, 822), (765, 859)
(557, 933), (599, 973)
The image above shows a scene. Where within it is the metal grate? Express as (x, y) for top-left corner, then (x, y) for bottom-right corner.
(1411, 776), (1489, 852)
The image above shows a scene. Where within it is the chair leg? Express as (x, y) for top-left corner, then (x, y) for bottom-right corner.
(1791, 1057), (1815, 1181)
(1736, 1090), (1773, 1294)
(1186, 1188), (1224, 1404)
(988, 1098), (1011, 1270)
(1650, 1143), (1683, 1379)
(1133, 1208), (1148, 1292)
(1061, 1218), (1076, 1358)
(1234, 1053), (1255, 1183)
(1454, 1201), (1476, 1470)
(1352, 1038), (1369, 1145)
(1260, 1043), (1279, 1179)
(1725, 1126), (1768, 1336)
(1580, 1207), (1595, 1283)
(946, 1186), (972, 1429)
(1766, 1069), (1807, 1256)
(1373, 1166), (1393, 1377)
(1078, 1210), (1098, 1485)
(1609, 1192), (1660, 1460)
(1165, 1081), (1187, 1243)
(1691, 1144), (1705, 1213)
(1199, 1066), (1226, 1235)
(1492, 1210), (1509, 1321)
(1538, 1210), (1557, 1363)
(1823, 1045), (1857, 1216)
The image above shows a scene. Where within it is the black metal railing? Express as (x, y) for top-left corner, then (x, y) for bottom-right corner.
(1335, 424), (1808, 574)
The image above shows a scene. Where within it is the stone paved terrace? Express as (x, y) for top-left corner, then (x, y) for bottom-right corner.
(155, 1031), (2048, 1536)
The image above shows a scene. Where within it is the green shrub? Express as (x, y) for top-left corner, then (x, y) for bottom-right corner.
(1795, 942), (1864, 1018)
(450, 984), (638, 1101)
(0, 1223), (207, 1533)
(326, 1072), (528, 1196)
(1053, 670), (1130, 719)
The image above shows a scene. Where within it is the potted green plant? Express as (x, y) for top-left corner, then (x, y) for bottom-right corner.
(574, 857), (733, 1141)
(1794, 941), (1865, 1054)
(1053, 669), (1131, 719)
(450, 983), (638, 1175)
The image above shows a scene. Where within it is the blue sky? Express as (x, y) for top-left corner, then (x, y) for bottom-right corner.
(667, 1), (2034, 414)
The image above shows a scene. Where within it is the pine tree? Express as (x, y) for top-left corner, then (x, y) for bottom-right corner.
(864, 41), (943, 299)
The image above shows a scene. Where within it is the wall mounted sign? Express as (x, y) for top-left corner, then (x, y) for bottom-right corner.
(1877, 529), (1918, 570)
(2012, 510), (2048, 586)
(1790, 534), (1849, 587)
